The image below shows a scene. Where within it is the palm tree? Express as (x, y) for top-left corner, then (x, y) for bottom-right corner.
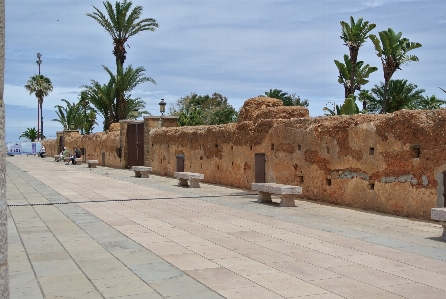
(19, 127), (45, 142)
(366, 79), (425, 113)
(78, 91), (98, 134)
(82, 79), (116, 131)
(369, 28), (422, 113)
(87, 0), (158, 120)
(24, 74), (53, 139)
(52, 99), (83, 130)
(334, 54), (378, 98)
(340, 16), (376, 96)
(82, 81), (115, 132)
(103, 64), (155, 120)
(413, 95), (446, 110)
(264, 89), (309, 107)
(126, 98), (150, 118)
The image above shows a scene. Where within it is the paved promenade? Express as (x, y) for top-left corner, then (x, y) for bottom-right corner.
(6, 155), (446, 298)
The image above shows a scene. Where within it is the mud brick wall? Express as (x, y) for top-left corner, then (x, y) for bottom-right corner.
(149, 97), (446, 220)
(42, 123), (121, 168)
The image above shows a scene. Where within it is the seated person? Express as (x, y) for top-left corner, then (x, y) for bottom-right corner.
(66, 147), (81, 165)
(39, 145), (46, 158)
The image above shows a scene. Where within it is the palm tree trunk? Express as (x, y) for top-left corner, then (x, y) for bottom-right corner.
(0, 0), (9, 297)
(382, 79), (389, 113)
(349, 46), (359, 96)
(40, 100), (43, 139)
(37, 101), (40, 140)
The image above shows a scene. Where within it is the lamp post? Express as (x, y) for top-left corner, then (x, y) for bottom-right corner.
(36, 53), (42, 140)
(70, 123), (75, 130)
(158, 99), (166, 128)
(132, 108), (139, 119)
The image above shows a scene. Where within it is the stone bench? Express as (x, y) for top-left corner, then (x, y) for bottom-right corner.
(431, 208), (446, 240)
(72, 158), (82, 165)
(251, 183), (302, 207)
(174, 172), (204, 188)
(132, 166), (152, 178)
(86, 160), (99, 168)
(54, 155), (60, 161)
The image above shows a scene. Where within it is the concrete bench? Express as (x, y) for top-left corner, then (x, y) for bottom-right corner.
(251, 183), (302, 207)
(431, 208), (446, 240)
(86, 160), (99, 168)
(174, 172), (204, 188)
(54, 155), (60, 161)
(132, 166), (152, 178)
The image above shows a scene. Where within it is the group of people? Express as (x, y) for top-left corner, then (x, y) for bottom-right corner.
(56, 147), (82, 165)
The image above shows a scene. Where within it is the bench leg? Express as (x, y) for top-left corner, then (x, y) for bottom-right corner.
(257, 191), (272, 203)
(140, 171), (150, 178)
(279, 194), (296, 207)
(178, 178), (188, 186)
(88, 163), (97, 168)
(134, 171), (141, 178)
(441, 222), (446, 241)
(189, 179), (200, 188)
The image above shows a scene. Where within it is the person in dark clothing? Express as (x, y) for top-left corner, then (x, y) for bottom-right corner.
(66, 147), (81, 165)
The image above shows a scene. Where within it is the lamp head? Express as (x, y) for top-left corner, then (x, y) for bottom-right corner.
(132, 108), (139, 118)
(159, 99), (166, 115)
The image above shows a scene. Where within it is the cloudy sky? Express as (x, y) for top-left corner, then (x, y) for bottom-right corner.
(4, 0), (446, 141)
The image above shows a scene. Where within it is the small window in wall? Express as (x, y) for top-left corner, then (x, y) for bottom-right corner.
(411, 145), (421, 158)
(326, 179), (332, 186)
(215, 143), (218, 148)
(368, 183), (375, 190)
(297, 176), (304, 184)
(231, 145), (234, 150)
(250, 145), (253, 150)
(369, 147), (375, 155)
(271, 143), (275, 151)
(217, 165), (220, 171)
(326, 147), (330, 154)
(298, 144), (301, 151)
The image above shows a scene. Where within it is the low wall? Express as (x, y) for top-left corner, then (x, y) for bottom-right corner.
(42, 123), (121, 168)
(148, 98), (446, 220)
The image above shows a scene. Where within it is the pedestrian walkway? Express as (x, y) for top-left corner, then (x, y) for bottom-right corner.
(6, 155), (446, 299)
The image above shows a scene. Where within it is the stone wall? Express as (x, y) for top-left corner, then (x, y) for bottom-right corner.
(148, 97), (446, 220)
(42, 123), (121, 168)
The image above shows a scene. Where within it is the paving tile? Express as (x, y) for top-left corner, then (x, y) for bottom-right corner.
(311, 277), (404, 299)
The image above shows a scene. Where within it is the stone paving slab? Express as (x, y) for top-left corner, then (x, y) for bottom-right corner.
(5, 155), (446, 298)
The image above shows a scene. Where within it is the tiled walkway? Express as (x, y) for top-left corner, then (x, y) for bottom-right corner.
(6, 155), (446, 298)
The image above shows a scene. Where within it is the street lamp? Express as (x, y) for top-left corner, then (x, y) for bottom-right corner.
(132, 108), (139, 119)
(158, 99), (166, 128)
(36, 53), (42, 140)
(36, 53), (42, 75)
(159, 99), (166, 116)
(70, 123), (75, 130)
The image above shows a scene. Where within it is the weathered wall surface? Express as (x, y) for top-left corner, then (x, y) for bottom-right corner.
(149, 97), (446, 220)
(42, 123), (121, 168)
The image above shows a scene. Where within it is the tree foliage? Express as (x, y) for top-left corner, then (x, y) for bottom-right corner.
(412, 95), (446, 110)
(264, 89), (309, 107)
(340, 16), (376, 96)
(24, 74), (53, 139)
(334, 55), (378, 98)
(87, 0), (158, 121)
(19, 127), (44, 142)
(170, 93), (238, 126)
(365, 79), (425, 113)
(369, 28), (422, 112)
